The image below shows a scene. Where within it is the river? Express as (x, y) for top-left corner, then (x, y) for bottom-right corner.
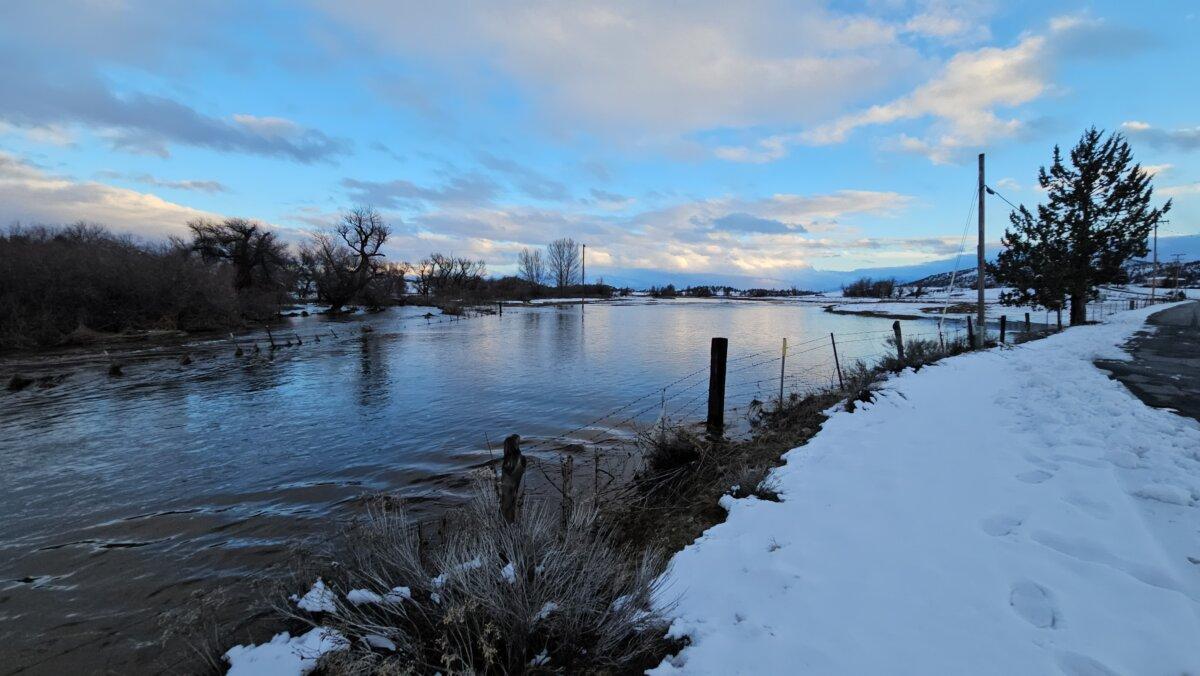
(0, 297), (942, 673)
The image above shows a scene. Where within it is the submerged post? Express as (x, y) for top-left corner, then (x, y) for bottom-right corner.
(830, 332), (844, 390)
(999, 315), (1007, 344)
(499, 434), (526, 524)
(966, 316), (975, 348)
(706, 337), (728, 434)
(892, 321), (905, 365)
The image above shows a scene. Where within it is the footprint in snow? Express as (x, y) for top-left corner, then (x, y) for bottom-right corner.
(1016, 470), (1054, 484)
(981, 514), (1022, 537)
(1009, 580), (1058, 628)
(1056, 651), (1120, 676)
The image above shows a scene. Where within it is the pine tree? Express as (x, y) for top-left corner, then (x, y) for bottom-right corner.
(994, 128), (1171, 325)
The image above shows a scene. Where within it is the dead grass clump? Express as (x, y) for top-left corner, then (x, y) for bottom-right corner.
(284, 484), (672, 675)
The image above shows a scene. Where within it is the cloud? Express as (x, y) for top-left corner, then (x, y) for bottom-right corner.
(341, 174), (501, 209)
(704, 212), (806, 235)
(0, 66), (351, 162)
(718, 15), (1156, 165)
(477, 152), (569, 201)
(96, 171), (228, 193)
(1159, 183), (1200, 197)
(1141, 163), (1173, 177)
(312, 0), (920, 137)
(0, 151), (218, 238)
(1121, 121), (1200, 152)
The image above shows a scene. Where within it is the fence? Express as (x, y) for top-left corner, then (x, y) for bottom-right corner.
(513, 292), (1181, 464)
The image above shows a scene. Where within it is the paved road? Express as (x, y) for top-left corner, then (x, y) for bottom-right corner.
(1097, 301), (1200, 422)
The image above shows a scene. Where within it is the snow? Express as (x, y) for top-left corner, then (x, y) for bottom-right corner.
(345, 588), (384, 606)
(652, 302), (1200, 675)
(500, 561), (517, 584)
(292, 578), (335, 613)
(223, 627), (347, 676)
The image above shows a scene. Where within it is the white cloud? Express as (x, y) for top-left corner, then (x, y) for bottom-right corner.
(719, 15), (1149, 165)
(312, 0), (921, 137)
(1142, 164), (1173, 177)
(0, 151), (217, 238)
(1159, 183), (1200, 197)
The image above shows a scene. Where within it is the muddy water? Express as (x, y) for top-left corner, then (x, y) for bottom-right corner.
(0, 299), (934, 673)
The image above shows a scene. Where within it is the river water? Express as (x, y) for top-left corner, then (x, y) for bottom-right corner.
(0, 298), (941, 673)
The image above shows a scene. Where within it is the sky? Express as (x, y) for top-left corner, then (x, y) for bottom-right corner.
(1, 1), (1197, 287)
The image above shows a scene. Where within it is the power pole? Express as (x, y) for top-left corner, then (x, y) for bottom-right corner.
(976, 153), (986, 347)
(1150, 222), (1158, 299)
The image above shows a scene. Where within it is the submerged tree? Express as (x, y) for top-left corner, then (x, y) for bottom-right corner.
(994, 128), (1170, 325)
(299, 207), (393, 310)
(187, 217), (288, 291)
(546, 237), (581, 289)
(517, 247), (546, 286)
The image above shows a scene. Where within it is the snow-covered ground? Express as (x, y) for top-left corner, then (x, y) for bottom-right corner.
(652, 302), (1200, 675)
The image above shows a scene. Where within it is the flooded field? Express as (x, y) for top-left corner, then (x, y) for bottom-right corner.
(0, 298), (940, 673)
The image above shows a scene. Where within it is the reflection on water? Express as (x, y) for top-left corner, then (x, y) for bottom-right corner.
(0, 299), (936, 672)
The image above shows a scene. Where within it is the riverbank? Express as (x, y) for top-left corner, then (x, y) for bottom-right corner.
(652, 302), (1200, 674)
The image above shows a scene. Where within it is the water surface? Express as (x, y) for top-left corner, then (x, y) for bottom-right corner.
(0, 298), (940, 673)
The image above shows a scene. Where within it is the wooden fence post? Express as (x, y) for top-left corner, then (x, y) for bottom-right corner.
(1056, 309), (1062, 330)
(966, 316), (975, 348)
(999, 315), (1007, 344)
(778, 338), (787, 405)
(892, 321), (904, 364)
(1024, 312), (1031, 333)
(830, 332), (844, 390)
(706, 337), (728, 434)
(499, 434), (526, 524)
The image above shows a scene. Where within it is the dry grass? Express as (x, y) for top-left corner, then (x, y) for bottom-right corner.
(283, 482), (674, 674)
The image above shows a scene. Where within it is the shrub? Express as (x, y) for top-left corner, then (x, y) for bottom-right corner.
(284, 484), (672, 674)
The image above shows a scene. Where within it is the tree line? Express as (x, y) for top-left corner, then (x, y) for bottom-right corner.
(0, 210), (612, 350)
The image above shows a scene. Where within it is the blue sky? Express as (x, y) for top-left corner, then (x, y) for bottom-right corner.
(1, 1), (1196, 286)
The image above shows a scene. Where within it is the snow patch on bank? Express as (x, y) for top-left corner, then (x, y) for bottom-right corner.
(652, 303), (1200, 675)
(224, 627), (347, 676)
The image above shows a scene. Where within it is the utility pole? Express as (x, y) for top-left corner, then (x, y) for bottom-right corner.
(1150, 220), (1164, 299)
(976, 153), (986, 347)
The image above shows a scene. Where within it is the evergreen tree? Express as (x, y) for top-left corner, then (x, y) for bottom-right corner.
(994, 128), (1170, 325)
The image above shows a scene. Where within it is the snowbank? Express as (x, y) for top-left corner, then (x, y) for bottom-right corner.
(653, 303), (1200, 675)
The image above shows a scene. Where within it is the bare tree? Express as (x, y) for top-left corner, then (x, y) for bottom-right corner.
(546, 238), (580, 289)
(417, 252), (487, 295)
(298, 207), (393, 311)
(187, 217), (287, 291)
(517, 247), (546, 286)
(336, 206), (390, 291)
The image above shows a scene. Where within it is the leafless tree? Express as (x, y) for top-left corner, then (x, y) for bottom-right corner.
(416, 252), (487, 295)
(517, 247), (546, 286)
(546, 237), (580, 289)
(298, 207), (393, 310)
(187, 217), (287, 291)
(336, 206), (390, 291)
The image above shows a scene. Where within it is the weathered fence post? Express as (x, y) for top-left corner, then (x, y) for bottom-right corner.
(706, 337), (728, 434)
(1024, 312), (1031, 333)
(498, 302), (503, 316)
(499, 434), (526, 524)
(1129, 299), (1136, 310)
(830, 332), (844, 390)
(999, 315), (1007, 344)
(892, 321), (905, 365)
(778, 337), (787, 405)
(1056, 309), (1062, 330)
(966, 316), (975, 348)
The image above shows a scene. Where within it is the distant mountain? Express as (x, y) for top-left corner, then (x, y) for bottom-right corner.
(590, 234), (1200, 292)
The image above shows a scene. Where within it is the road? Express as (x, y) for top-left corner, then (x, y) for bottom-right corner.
(1097, 301), (1200, 422)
